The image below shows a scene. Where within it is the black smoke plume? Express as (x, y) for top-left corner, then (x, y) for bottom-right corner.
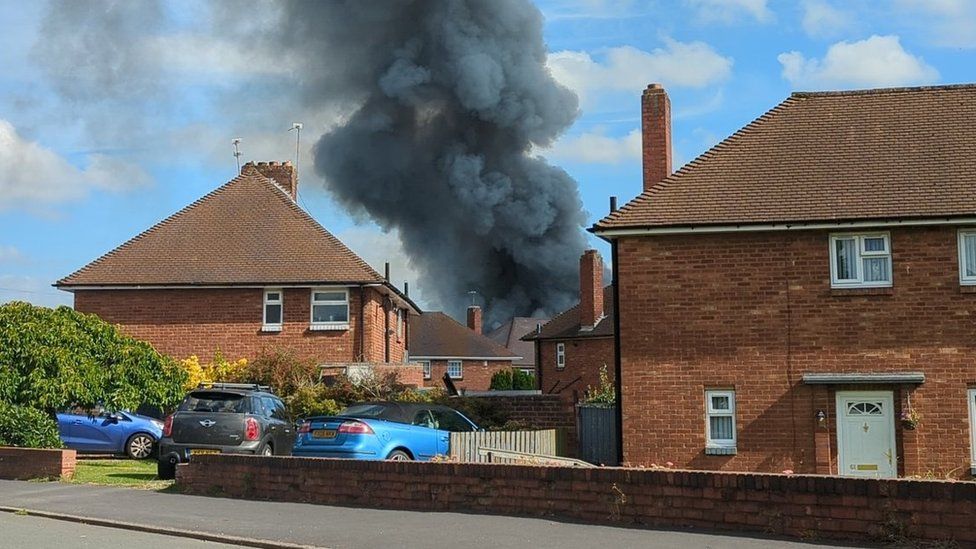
(277, 0), (588, 325)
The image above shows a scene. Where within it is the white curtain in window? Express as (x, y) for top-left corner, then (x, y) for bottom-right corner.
(835, 239), (857, 279)
(710, 416), (733, 440)
(966, 235), (976, 277)
(863, 257), (890, 282)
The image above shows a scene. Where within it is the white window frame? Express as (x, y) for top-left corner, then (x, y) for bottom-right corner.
(262, 288), (283, 332)
(705, 389), (737, 449)
(396, 308), (404, 340)
(829, 232), (892, 288)
(556, 343), (565, 370)
(309, 287), (350, 331)
(447, 360), (463, 380)
(421, 360), (431, 380)
(969, 388), (976, 468)
(958, 230), (976, 285)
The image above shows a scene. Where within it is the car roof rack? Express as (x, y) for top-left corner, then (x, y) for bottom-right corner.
(196, 382), (271, 392)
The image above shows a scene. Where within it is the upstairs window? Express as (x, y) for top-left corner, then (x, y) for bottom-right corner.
(310, 288), (349, 330)
(396, 308), (404, 340)
(556, 343), (565, 370)
(447, 360), (463, 379)
(705, 390), (736, 452)
(263, 289), (283, 331)
(958, 231), (976, 285)
(829, 233), (892, 288)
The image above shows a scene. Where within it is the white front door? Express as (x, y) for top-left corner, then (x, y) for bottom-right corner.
(836, 391), (897, 478)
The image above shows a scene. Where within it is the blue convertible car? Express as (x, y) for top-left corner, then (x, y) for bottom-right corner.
(293, 402), (479, 461)
(57, 408), (164, 459)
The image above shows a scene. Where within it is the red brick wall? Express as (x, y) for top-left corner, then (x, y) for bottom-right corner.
(538, 338), (614, 402)
(178, 455), (976, 545)
(420, 360), (513, 391)
(74, 287), (407, 365)
(0, 447), (76, 480)
(616, 226), (976, 476)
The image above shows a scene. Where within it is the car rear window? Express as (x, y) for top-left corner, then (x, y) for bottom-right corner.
(179, 392), (247, 413)
(340, 404), (397, 420)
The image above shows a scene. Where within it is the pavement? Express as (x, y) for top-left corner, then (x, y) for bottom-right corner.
(0, 479), (870, 549)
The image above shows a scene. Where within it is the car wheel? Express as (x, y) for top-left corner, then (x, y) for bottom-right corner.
(386, 449), (411, 461)
(157, 459), (176, 480)
(126, 433), (155, 460)
(260, 443), (274, 457)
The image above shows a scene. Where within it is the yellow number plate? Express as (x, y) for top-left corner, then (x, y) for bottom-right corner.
(312, 429), (337, 439)
(190, 449), (221, 455)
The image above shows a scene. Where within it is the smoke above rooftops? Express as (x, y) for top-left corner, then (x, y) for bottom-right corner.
(273, 1), (588, 324)
(31, 0), (589, 325)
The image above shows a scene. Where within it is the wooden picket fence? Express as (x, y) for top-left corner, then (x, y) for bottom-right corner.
(449, 429), (562, 464)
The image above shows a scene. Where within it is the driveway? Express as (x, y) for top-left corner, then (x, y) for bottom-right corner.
(0, 480), (870, 549)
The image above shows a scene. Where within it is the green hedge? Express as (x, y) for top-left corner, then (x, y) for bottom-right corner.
(0, 402), (62, 448)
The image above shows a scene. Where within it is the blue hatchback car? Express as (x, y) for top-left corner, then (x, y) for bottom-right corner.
(57, 407), (164, 459)
(293, 402), (479, 461)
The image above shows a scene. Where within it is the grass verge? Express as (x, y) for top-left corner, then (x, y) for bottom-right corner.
(68, 459), (173, 490)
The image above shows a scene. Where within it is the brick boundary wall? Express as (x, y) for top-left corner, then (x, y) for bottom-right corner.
(0, 447), (76, 480)
(177, 455), (976, 545)
(470, 395), (578, 456)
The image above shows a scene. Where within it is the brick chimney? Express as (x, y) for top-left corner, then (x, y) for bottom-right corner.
(579, 250), (604, 330)
(247, 161), (298, 200)
(466, 305), (483, 334)
(641, 84), (672, 191)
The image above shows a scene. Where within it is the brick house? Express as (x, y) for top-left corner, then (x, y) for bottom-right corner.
(486, 316), (548, 378)
(57, 161), (420, 378)
(524, 250), (615, 402)
(593, 83), (976, 478)
(410, 306), (520, 391)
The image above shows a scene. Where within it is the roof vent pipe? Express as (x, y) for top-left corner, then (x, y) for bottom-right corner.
(384, 262), (390, 282)
(609, 196), (618, 213)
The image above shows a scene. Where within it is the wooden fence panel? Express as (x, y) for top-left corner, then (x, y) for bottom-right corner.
(449, 430), (560, 463)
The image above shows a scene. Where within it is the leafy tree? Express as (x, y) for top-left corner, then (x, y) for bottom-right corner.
(0, 402), (62, 448)
(0, 302), (187, 417)
(181, 351), (248, 391)
(490, 369), (514, 390)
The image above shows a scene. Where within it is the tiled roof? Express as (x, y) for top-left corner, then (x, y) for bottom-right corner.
(409, 312), (521, 360)
(595, 84), (976, 231)
(57, 165), (384, 287)
(523, 285), (614, 341)
(486, 317), (548, 367)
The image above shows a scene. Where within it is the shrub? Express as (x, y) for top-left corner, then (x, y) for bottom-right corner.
(512, 369), (535, 390)
(0, 402), (62, 448)
(582, 365), (615, 407)
(180, 351), (248, 391)
(489, 369), (513, 390)
(0, 301), (186, 414)
(284, 383), (341, 419)
(245, 348), (318, 395)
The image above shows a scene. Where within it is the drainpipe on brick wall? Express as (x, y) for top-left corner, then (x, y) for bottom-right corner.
(535, 337), (543, 391)
(611, 240), (623, 466)
(359, 286), (366, 361)
(384, 297), (390, 363)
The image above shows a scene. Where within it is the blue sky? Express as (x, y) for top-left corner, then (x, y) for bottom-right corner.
(1, 0), (973, 309)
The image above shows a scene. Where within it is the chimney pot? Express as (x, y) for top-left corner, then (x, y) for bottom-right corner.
(466, 305), (483, 334)
(579, 250), (604, 330)
(610, 196), (618, 213)
(384, 262), (390, 282)
(249, 160), (298, 200)
(641, 83), (672, 192)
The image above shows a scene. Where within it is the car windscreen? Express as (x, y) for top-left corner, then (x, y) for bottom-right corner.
(339, 404), (403, 422)
(179, 392), (247, 413)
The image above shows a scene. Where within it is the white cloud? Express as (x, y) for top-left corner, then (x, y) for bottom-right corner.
(895, 0), (976, 48)
(547, 39), (733, 105)
(0, 245), (23, 263)
(540, 129), (641, 164)
(0, 119), (152, 208)
(778, 35), (939, 90)
(686, 0), (773, 24)
(0, 275), (71, 308)
(801, 1), (855, 38)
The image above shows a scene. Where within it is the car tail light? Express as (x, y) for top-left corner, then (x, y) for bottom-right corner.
(298, 421), (311, 434)
(338, 421), (374, 435)
(244, 417), (260, 441)
(162, 415), (173, 438)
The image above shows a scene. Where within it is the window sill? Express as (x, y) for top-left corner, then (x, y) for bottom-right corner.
(830, 287), (894, 297)
(309, 323), (350, 331)
(704, 446), (737, 456)
(260, 325), (282, 333)
(449, 377), (463, 381)
(960, 285), (976, 294)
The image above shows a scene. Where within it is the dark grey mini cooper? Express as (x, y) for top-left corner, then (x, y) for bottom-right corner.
(157, 383), (295, 479)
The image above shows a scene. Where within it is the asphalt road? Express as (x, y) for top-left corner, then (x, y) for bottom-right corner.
(0, 480), (870, 549)
(0, 512), (238, 549)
